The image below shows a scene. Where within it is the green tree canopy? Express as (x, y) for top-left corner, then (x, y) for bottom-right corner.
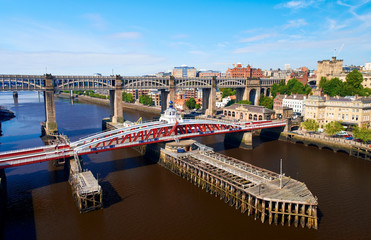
(271, 78), (312, 97)
(346, 69), (363, 89)
(195, 103), (201, 110)
(259, 95), (273, 109)
(139, 95), (154, 106)
(185, 97), (196, 109)
(319, 77), (344, 97)
(324, 121), (344, 135)
(122, 92), (134, 103)
(301, 119), (319, 132)
(353, 126), (371, 143)
(220, 88), (236, 98)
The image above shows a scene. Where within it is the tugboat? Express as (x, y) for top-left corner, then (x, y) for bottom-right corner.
(159, 101), (183, 124)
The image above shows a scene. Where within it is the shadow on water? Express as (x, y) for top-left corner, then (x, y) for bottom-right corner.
(100, 181), (124, 208)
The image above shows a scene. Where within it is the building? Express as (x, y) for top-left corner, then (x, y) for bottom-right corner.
(216, 96), (234, 108)
(174, 98), (202, 110)
(198, 70), (221, 78)
(226, 64), (263, 78)
(175, 89), (197, 100)
(148, 90), (161, 107)
(282, 94), (307, 114)
(223, 104), (275, 121)
(275, 107), (293, 120)
(364, 63), (371, 71)
(273, 93), (286, 110)
(316, 57), (344, 83)
(173, 65), (197, 78)
(304, 94), (371, 128)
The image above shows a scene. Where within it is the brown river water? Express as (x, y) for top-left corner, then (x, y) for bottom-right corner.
(0, 91), (371, 240)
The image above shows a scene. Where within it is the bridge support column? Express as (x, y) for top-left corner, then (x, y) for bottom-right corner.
(43, 74), (58, 136)
(112, 76), (123, 124)
(160, 90), (168, 113)
(167, 76), (175, 109)
(242, 87), (250, 101)
(109, 90), (115, 118)
(204, 76), (216, 116)
(236, 88), (245, 103)
(224, 131), (253, 150)
(254, 87), (261, 106)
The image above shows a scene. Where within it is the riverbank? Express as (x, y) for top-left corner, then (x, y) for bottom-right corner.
(58, 92), (161, 114)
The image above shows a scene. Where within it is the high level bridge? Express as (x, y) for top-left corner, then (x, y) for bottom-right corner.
(0, 74), (280, 135)
(0, 119), (286, 169)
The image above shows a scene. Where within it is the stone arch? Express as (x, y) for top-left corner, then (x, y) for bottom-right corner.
(259, 115), (263, 120)
(232, 111), (235, 117)
(253, 114), (257, 120)
(266, 88), (271, 96)
(249, 114), (252, 120)
(240, 113), (243, 119)
(260, 88), (265, 95)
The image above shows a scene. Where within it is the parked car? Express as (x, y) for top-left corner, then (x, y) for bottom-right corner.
(354, 139), (363, 142)
(345, 136), (353, 140)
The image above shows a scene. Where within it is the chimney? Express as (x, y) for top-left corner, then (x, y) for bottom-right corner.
(332, 56), (336, 62)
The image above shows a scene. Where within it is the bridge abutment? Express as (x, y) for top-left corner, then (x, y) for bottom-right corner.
(224, 131), (253, 150)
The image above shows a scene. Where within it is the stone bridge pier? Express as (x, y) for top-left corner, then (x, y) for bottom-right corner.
(203, 77), (216, 116)
(110, 76), (123, 124)
(160, 76), (175, 113)
(42, 74), (58, 136)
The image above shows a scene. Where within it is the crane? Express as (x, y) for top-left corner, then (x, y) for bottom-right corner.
(335, 43), (344, 58)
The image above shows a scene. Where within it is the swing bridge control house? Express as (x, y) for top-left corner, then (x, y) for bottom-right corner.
(158, 140), (318, 229)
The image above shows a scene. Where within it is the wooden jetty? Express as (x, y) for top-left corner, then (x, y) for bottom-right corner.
(68, 155), (102, 213)
(159, 140), (318, 229)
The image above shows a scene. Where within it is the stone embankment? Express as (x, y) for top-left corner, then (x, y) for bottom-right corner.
(58, 93), (161, 114)
(279, 131), (371, 161)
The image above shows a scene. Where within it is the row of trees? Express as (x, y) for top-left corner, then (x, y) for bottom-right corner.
(301, 119), (371, 143)
(271, 78), (312, 98)
(139, 95), (154, 106)
(122, 92), (134, 103)
(319, 70), (371, 97)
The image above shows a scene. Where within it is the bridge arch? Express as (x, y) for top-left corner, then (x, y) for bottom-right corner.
(249, 89), (257, 105)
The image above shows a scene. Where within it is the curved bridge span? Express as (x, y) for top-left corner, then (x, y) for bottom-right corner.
(0, 119), (285, 169)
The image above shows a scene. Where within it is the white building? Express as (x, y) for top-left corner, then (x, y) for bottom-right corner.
(282, 94), (307, 114)
(365, 63), (371, 71)
(216, 96), (234, 108)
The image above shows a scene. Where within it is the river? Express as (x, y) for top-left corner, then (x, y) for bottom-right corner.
(0, 91), (371, 240)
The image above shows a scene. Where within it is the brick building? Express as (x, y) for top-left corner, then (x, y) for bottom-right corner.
(226, 64), (263, 78)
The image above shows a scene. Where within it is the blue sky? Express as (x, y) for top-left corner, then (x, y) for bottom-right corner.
(0, 0), (370, 75)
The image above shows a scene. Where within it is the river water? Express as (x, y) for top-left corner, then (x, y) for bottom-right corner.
(1, 91), (371, 240)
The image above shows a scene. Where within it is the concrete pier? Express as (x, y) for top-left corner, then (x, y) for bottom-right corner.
(224, 131), (253, 150)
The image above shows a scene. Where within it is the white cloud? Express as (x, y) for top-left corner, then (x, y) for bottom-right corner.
(239, 34), (273, 43)
(110, 32), (142, 40)
(283, 19), (308, 29)
(277, 0), (325, 9)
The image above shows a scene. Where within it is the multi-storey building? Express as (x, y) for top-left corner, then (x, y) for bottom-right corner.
(282, 94), (307, 114)
(175, 89), (197, 100)
(226, 64), (263, 78)
(198, 70), (221, 78)
(304, 95), (371, 128)
(173, 65), (197, 78)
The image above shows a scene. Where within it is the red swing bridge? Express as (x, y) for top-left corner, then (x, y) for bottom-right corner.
(0, 118), (286, 169)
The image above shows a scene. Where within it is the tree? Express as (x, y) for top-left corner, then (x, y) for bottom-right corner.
(353, 126), (371, 143)
(259, 95), (273, 109)
(319, 78), (344, 97)
(346, 69), (363, 89)
(185, 97), (196, 109)
(236, 100), (251, 105)
(195, 103), (201, 110)
(122, 92), (134, 103)
(139, 95), (154, 106)
(270, 78), (311, 97)
(324, 121), (343, 135)
(301, 119), (319, 132)
(221, 88), (236, 98)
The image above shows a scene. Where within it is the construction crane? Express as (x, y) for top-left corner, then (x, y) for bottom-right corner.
(335, 43), (344, 58)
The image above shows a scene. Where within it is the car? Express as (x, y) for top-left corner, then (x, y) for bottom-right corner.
(354, 139), (363, 142)
(345, 136), (353, 140)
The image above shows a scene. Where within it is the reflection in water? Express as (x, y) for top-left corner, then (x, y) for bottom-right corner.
(0, 92), (371, 240)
